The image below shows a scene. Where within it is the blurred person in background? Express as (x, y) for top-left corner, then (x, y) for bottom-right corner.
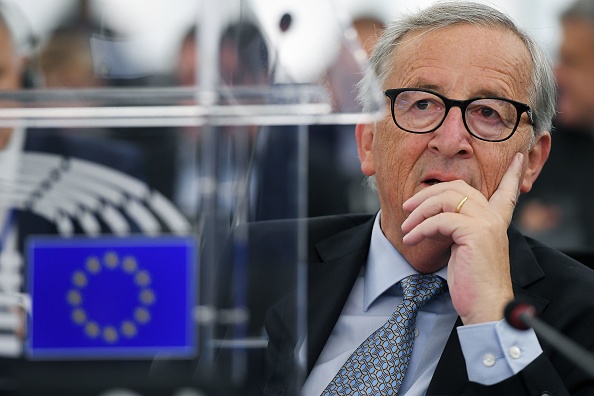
(253, 13), (385, 220)
(514, 0), (594, 254)
(0, 8), (145, 243)
(39, 25), (100, 89)
(311, 14), (385, 216)
(173, 20), (269, 218)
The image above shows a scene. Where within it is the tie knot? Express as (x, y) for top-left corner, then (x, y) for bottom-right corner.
(400, 274), (447, 305)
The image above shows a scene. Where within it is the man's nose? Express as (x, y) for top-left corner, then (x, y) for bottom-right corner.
(427, 107), (474, 158)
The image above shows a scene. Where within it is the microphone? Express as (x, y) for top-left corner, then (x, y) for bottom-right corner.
(504, 300), (594, 379)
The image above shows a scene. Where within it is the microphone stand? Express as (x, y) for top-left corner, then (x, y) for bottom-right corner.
(505, 301), (594, 379)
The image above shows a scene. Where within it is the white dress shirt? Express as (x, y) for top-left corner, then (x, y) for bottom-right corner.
(300, 211), (542, 395)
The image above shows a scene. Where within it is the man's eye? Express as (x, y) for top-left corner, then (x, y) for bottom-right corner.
(414, 100), (430, 110)
(480, 107), (497, 118)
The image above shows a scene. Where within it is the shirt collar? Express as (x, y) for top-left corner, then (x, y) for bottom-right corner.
(364, 210), (448, 311)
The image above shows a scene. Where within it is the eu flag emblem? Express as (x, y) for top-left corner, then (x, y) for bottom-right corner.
(26, 236), (197, 359)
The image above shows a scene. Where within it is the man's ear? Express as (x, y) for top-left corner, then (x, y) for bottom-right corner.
(520, 131), (551, 193)
(356, 123), (376, 176)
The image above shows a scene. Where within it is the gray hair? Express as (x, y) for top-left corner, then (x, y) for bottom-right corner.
(357, 1), (556, 138)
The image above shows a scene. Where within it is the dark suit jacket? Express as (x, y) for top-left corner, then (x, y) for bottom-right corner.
(232, 214), (594, 395)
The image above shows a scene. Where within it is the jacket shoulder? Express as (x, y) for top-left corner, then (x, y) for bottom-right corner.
(244, 214), (374, 248)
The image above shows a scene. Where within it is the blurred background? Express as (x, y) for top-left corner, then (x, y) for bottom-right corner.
(0, 0), (587, 395)
(9, 0), (571, 77)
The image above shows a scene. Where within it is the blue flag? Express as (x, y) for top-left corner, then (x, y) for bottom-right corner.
(26, 236), (197, 359)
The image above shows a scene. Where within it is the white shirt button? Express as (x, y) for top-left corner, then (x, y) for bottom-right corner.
(414, 328), (419, 337)
(482, 353), (496, 367)
(509, 346), (521, 359)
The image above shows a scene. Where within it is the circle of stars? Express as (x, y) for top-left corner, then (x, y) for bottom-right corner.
(66, 251), (156, 343)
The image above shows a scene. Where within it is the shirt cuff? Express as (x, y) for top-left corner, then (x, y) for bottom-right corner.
(457, 319), (543, 385)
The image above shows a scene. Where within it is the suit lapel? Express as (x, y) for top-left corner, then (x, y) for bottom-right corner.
(427, 226), (550, 394)
(301, 218), (551, 392)
(306, 216), (374, 373)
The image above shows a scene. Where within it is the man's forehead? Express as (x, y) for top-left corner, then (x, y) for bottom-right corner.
(387, 24), (532, 99)
(394, 24), (528, 62)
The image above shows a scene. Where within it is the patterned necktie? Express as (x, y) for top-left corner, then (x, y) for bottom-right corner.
(322, 274), (447, 395)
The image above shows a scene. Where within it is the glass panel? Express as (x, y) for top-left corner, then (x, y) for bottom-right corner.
(0, 0), (384, 394)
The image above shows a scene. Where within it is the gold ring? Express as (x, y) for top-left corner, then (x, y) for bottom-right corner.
(455, 196), (468, 214)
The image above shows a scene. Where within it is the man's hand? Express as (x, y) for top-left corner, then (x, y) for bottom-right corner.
(400, 153), (524, 325)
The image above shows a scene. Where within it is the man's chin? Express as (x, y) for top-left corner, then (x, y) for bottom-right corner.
(404, 237), (452, 274)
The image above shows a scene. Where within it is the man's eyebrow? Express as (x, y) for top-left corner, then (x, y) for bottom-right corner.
(402, 80), (515, 99)
(471, 89), (510, 98)
(406, 82), (441, 91)
(405, 83), (512, 99)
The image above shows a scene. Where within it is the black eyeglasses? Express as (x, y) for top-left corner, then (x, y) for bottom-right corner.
(384, 88), (535, 142)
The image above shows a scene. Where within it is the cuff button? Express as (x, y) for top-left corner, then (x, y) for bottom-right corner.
(509, 346), (521, 359)
(482, 353), (496, 367)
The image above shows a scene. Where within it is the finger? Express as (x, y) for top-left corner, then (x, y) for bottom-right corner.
(488, 152), (524, 221)
(402, 212), (468, 245)
(403, 179), (480, 213)
(402, 190), (470, 234)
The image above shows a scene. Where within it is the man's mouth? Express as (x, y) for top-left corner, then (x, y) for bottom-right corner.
(424, 179), (443, 186)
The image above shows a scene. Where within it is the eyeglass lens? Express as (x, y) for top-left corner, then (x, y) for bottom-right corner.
(393, 90), (519, 141)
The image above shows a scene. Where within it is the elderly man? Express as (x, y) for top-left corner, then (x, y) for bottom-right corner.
(220, 2), (594, 395)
